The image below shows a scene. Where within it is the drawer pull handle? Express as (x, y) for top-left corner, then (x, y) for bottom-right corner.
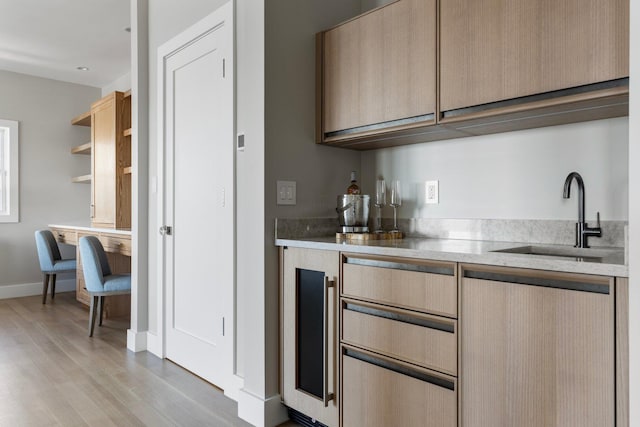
(463, 269), (610, 294)
(344, 347), (455, 391)
(345, 257), (454, 276)
(344, 302), (455, 333)
(323, 276), (335, 407)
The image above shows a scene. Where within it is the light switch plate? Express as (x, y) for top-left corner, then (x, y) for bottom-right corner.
(277, 180), (296, 205)
(425, 180), (439, 204)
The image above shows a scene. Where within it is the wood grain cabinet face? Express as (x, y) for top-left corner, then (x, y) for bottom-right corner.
(459, 266), (615, 427)
(281, 247), (339, 427)
(339, 254), (458, 426)
(440, 0), (629, 112)
(342, 299), (458, 376)
(342, 346), (457, 427)
(321, 0), (436, 138)
(90, 91), (131, 229)
(341, 255), (457, 318)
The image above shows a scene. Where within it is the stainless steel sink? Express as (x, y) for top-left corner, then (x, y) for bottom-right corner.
(491, 245), (622, 262)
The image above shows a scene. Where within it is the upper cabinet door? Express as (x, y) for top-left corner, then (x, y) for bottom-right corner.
(440, 0), (630, 112)
(322, 0), (436, 136)
(91, 95), (117, 228)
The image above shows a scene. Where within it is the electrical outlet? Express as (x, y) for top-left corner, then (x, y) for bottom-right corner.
(425, 180), (439, 204)
(277, 181), (296, 205)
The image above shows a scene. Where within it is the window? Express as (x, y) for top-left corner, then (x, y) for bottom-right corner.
(0, 119), (19, 222)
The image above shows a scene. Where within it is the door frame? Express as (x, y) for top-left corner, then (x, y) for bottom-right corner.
(154, 0), (236, 393)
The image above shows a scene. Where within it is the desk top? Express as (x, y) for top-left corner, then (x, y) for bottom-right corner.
(49, 224), (132, 236)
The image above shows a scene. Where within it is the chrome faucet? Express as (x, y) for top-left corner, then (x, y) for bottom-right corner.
(562, 172), (601, 248)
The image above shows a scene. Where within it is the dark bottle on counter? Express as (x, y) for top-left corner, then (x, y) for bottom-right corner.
(347, 171), (361, 194)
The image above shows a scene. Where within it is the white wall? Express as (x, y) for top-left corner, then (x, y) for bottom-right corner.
(267, 1), (362, 221)
(362, 118), (628, 221)
(101, 72), (132, 96)
(264, 0), (362, 418)
(235, 1), (272, 422)
(627, 0), (638, 424)
(0, 70), (99, 287)
(128, 0), (150, 350)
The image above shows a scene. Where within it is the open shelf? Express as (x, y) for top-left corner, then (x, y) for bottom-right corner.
(71, 142), (91, 155)
(71, 111), (91, 127)
(71, 174), (91, 184)
(123, 166), (132, 175)
(123, 128), (132, 137)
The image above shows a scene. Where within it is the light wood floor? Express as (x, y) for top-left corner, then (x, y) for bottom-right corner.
(0, 291), (259, 427)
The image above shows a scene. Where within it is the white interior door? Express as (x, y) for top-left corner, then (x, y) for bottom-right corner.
(161, 2), (234, 391)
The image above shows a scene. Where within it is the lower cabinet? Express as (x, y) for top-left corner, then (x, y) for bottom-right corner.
(342, 345), (457, 427)
(340, 253), (458, 427)
(280, 248), (626, 427)
(460, 264), (615, 427)
(281, 247), (339, 426)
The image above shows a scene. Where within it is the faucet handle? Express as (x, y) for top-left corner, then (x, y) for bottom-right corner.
(596, 211), (601, 228)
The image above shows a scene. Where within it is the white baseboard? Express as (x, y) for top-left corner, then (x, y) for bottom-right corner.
(146, 332), (163, 357)
(238, 389), (288, 427)
(0, 279), (76, 300)
(127, 329), (148, 352)
(224, 374), (245, 402)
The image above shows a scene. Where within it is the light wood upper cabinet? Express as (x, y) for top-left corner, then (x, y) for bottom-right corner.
(90, 91), (131, 229)
(440, 0), (629, 112)
(321, 0), (436, 140)
(317, 0), (628, 149)
(460, 265), (615, 427)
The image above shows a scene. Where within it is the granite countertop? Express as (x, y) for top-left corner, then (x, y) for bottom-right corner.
(275, 236), (628, 278)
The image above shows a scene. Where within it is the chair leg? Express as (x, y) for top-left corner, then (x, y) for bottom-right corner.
(98, 296), (105, 326)
(89, 296), (98, 337)
(50, 274), (57, 300)
(42, 274), (49, 304)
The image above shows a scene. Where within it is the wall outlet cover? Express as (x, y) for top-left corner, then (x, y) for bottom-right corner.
(425, 180), (439, 204)
(277, 180), (296, 205)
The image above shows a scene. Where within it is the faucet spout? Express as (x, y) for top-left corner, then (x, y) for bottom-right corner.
(562, 171), (601, 248)
(563, 172), (585, 223)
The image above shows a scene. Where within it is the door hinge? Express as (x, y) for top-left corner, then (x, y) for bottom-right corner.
(223, 58), (226, 78)
(159, 225), (172, 236)
(222, 316), (225, 336)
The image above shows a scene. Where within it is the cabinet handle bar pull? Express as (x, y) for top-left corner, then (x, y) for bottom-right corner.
(463, 270), (609, 294)
(323, 276), (335, 407)
(344, 347), (455, 391)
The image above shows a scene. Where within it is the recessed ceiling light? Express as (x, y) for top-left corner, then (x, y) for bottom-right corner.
(76, 66), (90, 71)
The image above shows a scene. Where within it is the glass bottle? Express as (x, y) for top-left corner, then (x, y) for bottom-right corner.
(347, 171), (361, 195)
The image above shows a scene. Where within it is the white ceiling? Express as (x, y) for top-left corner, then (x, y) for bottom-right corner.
(0, 0), (131, 88)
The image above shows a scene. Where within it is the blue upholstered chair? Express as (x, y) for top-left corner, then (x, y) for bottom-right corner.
(79, 235), (131, 337)
(34, 230), (77, 304)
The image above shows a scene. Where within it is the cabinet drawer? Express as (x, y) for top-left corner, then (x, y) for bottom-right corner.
(76, 275), (91, 306)
(52, 228), (77, 245)
(99, 234), (131, 256)
(342, 299), (457, 376)
(342, 255), (457, 317)
(342, 346), (457, 427)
